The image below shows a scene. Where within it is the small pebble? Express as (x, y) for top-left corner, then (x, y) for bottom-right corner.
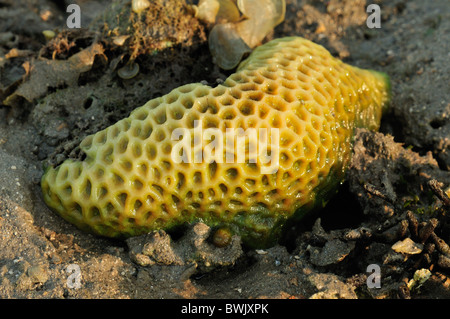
(212, 228), (232, 248)
(27, 264), (48, 284)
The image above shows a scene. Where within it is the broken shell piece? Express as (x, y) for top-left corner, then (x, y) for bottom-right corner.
(216, 0), (241, 23)
(112, 35), (130, 46)
(132, 0), (150, 14)
(202, 0), (285, 69)
(392, 238), (423, 255)
(236, 0), (285, 48)
(197, 0), (240, 24)
(208, 23), (251, 70)
(237, 0), (285, 24)
(118, 62), (140, 79)
(407, 268), (431, 291)
(42, 30), (56, 41)
(197, 0), (220, 24)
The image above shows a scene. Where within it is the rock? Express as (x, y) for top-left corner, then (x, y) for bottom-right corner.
(309, 239), (355, 267)
(141, 230), (184, 265)
(127, 222), (243, 276)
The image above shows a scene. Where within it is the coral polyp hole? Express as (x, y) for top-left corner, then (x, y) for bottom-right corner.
(187, 113), (200, 128)
(239, 101), (254, 116)
(133, 179), (143, 190)
(151, 167), (161, 179)
(132, 143), (143, 157)
(162, 160), (172, 171)
(95, 132), (107, 145)
(208, 162), (217, 179)
(230, 200), (243, 206)
(99, 186), (108, 199)
(118, 193), (128, 207)
(146, 144), (157, 160)
(102, 146), (114, 164)
(135, 110), (148, 121)
(84, 179), (92, 198)
(271, 115), (282, 128)
(64, 185), (72, 195)
(248, 91), (264, 101)
(134, 200), (143, 211)
(122, 120), (131, 132)
(226, 168), (238, 180)
(172, 195), (180, 205)
(220, 96), (234, 106)
(258, 106), (269, 119)
(105, 202), (115, 213)
(72, 203), (83, 217)
(138, 163), (148, 175)
(120, 159), (132, 171)
(170, 108), (184, 120)
(141, 124), (153, 139)
(113, 172), (124, 185)
(132, 125), (141, 137)
(194, 171), (202, 183)
(89, 206), (101, 219)
(118, 136), (129, 153)
(155, 111), (167, 124)
(230, 88), (242, 100)
(261, 71), (277, 81)
(154, 129), (166, 142)
(240, 83), (257, 92)
(58, 167), (69, 181)
(144, 211), (153, 221)
(152, 184), (164, 195)
(110, 126), (120, 139)
(166, 92), (179, 104)
(146, 195), (154, 204)
(176, 172), (185, 189)
(181, 97), (194, 109)
(194, 86), (209, 98)
(219, 183), (228, 194)
(162, 142), (172, 155)
(245, 178), (255, 186)
(190, 202), (200, 209)
(222, 110), (236, 120)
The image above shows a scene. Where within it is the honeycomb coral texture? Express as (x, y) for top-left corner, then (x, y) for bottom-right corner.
(41, 37), (390, 247)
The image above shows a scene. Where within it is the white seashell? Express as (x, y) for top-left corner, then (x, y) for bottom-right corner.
(391, 238), (423, 255)
(132, 0), (150, 14)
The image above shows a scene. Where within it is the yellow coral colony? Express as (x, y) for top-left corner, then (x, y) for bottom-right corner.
(41, 37), (390, 247)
